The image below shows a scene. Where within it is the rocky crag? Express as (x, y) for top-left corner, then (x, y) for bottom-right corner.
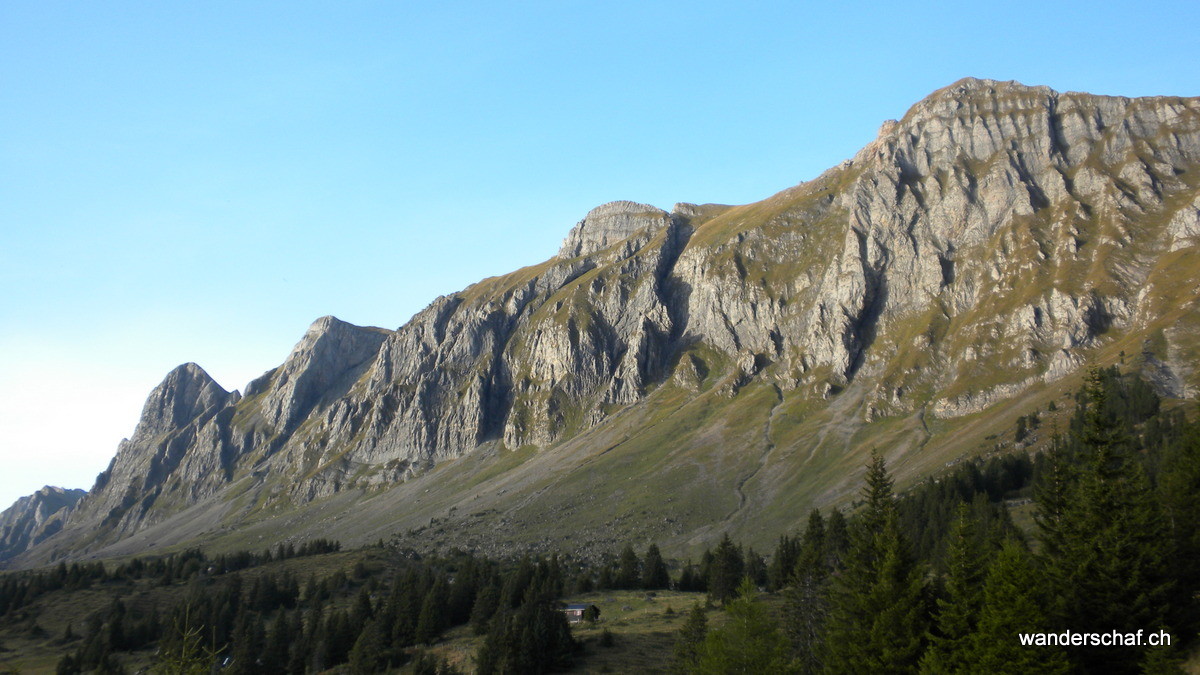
(12, 79), (1200, 565)
(0, 487), (85, 561)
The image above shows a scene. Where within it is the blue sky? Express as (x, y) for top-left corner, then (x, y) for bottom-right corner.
(2, 0), (1198, 509)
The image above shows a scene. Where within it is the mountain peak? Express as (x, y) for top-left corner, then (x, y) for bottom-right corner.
(132, 362), (233, 442)
(559, 200), (672, 258)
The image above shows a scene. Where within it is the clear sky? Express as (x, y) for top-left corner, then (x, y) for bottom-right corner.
(2, 0), (1198, 510)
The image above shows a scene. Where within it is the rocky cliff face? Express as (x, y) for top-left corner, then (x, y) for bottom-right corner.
(0, 486), (84, 562)
(22, 78), (1200, 563)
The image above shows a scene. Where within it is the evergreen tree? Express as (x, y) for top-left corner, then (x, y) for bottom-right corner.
(919, 504), (986, 674)
(470, 583), (501, 636)
(783, 509), (828, 674)
(476, 597), (576, 674)
(447, 558), (481, 626)
(1159, 422), (1200, 633)
(615, 544), (642, 590)
(707, 535), (744, 605)
(390, 570), (421, 649)
(824, 452), (927, 674)
(642, 544), (671, 590)
(671, 602), (708, 674)
(1040, 369), (1173, 672)
(347, 619), (390, 674)
(155, 614), (214, 675)
(572, 569), (594, 594)
(260, 610), (291, 674)
(351, 586), (374, 630)
(416, 576), (449, 644)
(597, 564), (615, 590)
(824, 509), (849, 570)
(695, 578), (793, 674)
(744, 547), (767, 587)
(967, 540), (1069, 674)
(768, 534), (802, 591)
(676, 560), (704, 592)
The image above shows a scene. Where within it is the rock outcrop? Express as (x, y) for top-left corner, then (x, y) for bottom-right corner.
(21, 78), (1200, 562)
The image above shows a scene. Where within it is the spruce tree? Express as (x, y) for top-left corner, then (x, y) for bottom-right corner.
(1040, 369), (1173, 672)
(768, 534), (802, 591)
(416, 576), (449, 644)
(260, 610), (291, 674)
(824, 509), (849, 570)
(696, 578), (793, 674)
(823, 451), (927, 674)
(642, 544), (671, 590)
(347, 619), (390, 674)
(671, 602), (708, 674)
(783, 508), (827, 674)
(470, 582), (501, 636)
(967, 540), (1069, 674)
(919, 504), (985, 674)
(616, 544), (642, 590)
(1158, 422), (1200, 633)
(744, 547), (767, 587)
(707, 535), (744, 605)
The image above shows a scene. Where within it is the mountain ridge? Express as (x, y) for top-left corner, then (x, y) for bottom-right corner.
(9, 78), (1200, 567)
(0, 486), (85, 561)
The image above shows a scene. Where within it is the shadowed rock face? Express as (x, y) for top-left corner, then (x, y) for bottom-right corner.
(0, 486), (85, 562)
(21, 79), (1200, 563)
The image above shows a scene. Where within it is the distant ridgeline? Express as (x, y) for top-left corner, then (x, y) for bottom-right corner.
(1, 366), (1196, 672)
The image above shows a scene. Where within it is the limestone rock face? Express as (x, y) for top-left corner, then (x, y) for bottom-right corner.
(249, 316), (392, 434)
(67, 363), (242, 540)
(559, 201), (674, 258)
(24, 79), (1200, 562)
(0, 486), (84, 563)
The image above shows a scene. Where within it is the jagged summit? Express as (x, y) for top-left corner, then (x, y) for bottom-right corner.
(133, 362), (233, 442)
(558, 200), (673, 258)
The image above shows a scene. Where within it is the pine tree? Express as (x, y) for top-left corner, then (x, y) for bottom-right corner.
(695, 578), (793, 674)
(823, 452), (927, 674)
(476, 596), (576, 674)
(155, 611), (215, 675)
(597, 564), (615, 590)
(350, 586), (373, 631)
